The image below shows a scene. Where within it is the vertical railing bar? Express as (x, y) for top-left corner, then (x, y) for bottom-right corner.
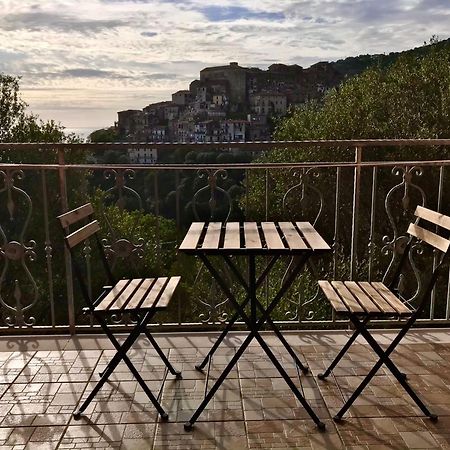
(332, 166), (342, 323)
(245, 168), (249, 217)
(175, 170), (181, 233)
(265, 168), (269, 308)
(154, 170), (160, 251)
(41, 170), (55, 327)
(431, 165), (445, 320)
(350, 146), (362, 280)
(368, 167), (378, 282)
(58, 148), (76, 334)
(265, 168), (269, 222)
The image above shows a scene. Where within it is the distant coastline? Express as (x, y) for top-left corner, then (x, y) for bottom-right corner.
(65, 127), (98, 140)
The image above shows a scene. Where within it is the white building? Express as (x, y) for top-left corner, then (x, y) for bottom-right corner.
(128, 147), (158, 164)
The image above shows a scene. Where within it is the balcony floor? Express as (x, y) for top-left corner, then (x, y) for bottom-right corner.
(0, 329), (449, 449)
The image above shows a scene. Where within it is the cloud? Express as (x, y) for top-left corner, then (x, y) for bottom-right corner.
(0, 11), (126, 32)
(1, 0), (448, 129)
(198, 6), (285, 22)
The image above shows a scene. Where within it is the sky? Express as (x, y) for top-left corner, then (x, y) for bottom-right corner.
(1, 0), (449, 133)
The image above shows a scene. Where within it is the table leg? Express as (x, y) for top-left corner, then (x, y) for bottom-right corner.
(195, 255), (279, 370)
(186, 254), (323, 430)
(224, 256), (309, 373)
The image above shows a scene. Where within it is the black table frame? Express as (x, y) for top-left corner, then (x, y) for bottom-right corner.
(183, 249), (327, 431)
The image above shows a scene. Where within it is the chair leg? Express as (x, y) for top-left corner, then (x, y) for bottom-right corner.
(75, 312), (168, 421)
(318, 317), (369, 380)
(144, 329), (182, 378)
(334, 316), (437, 422)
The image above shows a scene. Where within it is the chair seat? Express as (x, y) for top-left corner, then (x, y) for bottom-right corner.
(95, 276), (181, 313)
(319, 280), (413, 317)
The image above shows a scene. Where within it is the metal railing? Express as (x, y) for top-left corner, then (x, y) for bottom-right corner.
(1, 139), (450, 334)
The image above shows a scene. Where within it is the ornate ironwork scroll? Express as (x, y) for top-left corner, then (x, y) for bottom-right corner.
(382, 166), (426, 306)
(0, 170), (38, 327)
(192, 169), (231, 221)
(191, 169), (233, 323)
(104, 168), (142, 210)
(281, 168), (325, 322)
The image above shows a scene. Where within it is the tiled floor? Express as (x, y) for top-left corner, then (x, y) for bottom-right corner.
(0, 329), (450, 449)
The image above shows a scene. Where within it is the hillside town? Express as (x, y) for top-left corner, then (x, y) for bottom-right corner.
(116, 61), (344, 147)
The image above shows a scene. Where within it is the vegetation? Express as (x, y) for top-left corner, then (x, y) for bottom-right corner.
(245, 39), (450, 320)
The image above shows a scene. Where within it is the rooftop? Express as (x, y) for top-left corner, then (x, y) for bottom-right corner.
(0, 329), (449, 449)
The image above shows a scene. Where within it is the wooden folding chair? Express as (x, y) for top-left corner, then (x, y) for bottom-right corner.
(58, 203), (182, 421)
(318, 205), (449, 422)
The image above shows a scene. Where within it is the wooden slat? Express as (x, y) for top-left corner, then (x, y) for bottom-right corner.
(344, 281), (381, 314)
(261, 222), (285, 250)
(358, 282), (396, 314)
(140, 277), (168, 309)
(371, 282), (412, 315)
(201, 222), (222, 249)
(243, 222), (262, 249)
(407, 223), (450, 253)
(154, 276), (181, 309)
(296, 222), (330, 250)
(331, 281), (365, 314)
(58, 203), (94, 228)
(179, 222), (205, 251)
(66, 220), (100, 248)
(278, 222), (307, 250)
(415, 205), (450, 231)
(223, 222), (241, 249)
(318, 281), (349, 314)
(110, 278), (143, 311)
(95, 279), (130, 311)
(125, 278), (156, 310)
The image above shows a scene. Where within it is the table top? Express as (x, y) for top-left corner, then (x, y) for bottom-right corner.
(179, 221), (331, 255)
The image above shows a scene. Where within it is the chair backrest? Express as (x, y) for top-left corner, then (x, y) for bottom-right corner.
(394, 206), (450, 317)
(57, 203), (115, 306)
(408, 206), (450, 254)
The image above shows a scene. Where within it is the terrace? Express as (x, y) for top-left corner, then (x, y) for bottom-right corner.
(1, 139), (450, 448)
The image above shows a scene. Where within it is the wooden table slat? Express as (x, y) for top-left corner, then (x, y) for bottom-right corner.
(296, 222), (330, 250)
(261, 222), (285, 250)
(243, 222), (262, 249)
(201, 222), (223, 249)
(223, 222), (241, 249)
(278, 222), (307, 250)
(179, 222), (205, 251)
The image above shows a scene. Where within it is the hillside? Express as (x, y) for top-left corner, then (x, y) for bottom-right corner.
(331, 37), (450, 77)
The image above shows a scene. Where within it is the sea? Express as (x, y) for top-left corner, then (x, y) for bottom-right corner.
(65, 127), (99, 141)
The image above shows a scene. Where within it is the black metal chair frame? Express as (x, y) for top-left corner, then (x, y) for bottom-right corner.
(59, 205), (181, 421)
(318, 211), (448, 423)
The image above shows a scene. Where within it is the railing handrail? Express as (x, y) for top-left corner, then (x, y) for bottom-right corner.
(2, 159), (450, 171)
(1, 138), (450, 151)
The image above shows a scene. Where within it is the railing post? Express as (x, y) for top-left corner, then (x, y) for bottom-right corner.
(58, 148), (76, 334)
(350, 146), (362, 280)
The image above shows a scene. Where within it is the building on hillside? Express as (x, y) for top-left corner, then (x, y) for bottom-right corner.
(247, 114), (270, 141)
(194, 120), (220, 142)
(172, 90), (194, 106)
(250, 92), (287, 115)
(220, 120), (248, 142)
(117, 110), (145, 137)
(128, 147), (158, 164)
